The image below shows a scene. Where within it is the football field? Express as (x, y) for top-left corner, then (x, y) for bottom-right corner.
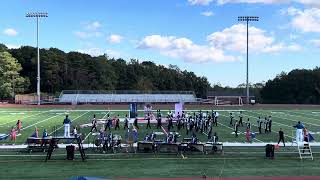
(0, 106), (320, 180)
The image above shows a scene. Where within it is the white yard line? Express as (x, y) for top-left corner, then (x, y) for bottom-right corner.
(0, 111), (48, 127)
(252, 110), (320, 127)
(21, 114), (61, 130)
(161, 125), (168, 136)
(289, 111), (320, 119)
(49, 111), (90, 135)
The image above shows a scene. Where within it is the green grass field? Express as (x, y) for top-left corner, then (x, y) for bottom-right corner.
(0, 106), (320, 179)
(0, 107), (319, 144)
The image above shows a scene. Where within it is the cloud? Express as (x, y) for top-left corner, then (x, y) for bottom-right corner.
(5, 44), (20, 49)
(296, 0), (320, 8)
(138, 35), (236, 63)
(74, 21), (103, 39)
(262, 43), (302, 53)
(207, 24), (300, 54)
(73, 31), (102, 39)
(201, 11), (214, 16)
(108, 34), (124, 43)
(188, 0), (213, 5)
(3, 28), (18, 36)
(283, 7), (320, 33)
(310, 39), (320, 47)
(85, 21), (102, 30)
(207, 24), (275, 53)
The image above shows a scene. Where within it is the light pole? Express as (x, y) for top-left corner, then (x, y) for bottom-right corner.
(238, 16), (259, 105)
(26, 12), (48, 105)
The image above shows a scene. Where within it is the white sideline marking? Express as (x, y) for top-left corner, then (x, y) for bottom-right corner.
(0, 111), (48, 127)
(49, 111), (90, 135)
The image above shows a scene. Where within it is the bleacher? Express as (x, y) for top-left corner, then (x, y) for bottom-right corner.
(59, 90), (198, 104)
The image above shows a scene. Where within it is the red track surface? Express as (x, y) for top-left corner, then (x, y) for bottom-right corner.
(119, 177), (320, 180)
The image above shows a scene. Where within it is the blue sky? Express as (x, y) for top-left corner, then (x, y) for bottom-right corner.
(1, 0), (320, 87)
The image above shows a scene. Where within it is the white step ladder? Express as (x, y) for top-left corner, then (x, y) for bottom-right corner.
(298, 142), (313, 160)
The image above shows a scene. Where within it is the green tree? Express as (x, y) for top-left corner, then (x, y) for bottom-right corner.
(0, 50), (29, 99)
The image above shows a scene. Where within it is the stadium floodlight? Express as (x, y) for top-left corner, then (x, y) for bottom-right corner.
(238, 16), (259, 105)
(26, 12), (48, 105)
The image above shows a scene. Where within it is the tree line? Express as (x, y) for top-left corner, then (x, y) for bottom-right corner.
(1, 43), (320, 104)
(0, 44), (210, 98)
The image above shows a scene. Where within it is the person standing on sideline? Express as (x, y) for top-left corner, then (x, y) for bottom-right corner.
(115, 115), (120, 130)
(63, 115), (71, 137)
(264, 118), (269, 134)
(278, 128), (285, 147)
(293, 121), (304, 143)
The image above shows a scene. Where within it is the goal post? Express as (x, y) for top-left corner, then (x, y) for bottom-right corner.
(214, 96), (243, 106)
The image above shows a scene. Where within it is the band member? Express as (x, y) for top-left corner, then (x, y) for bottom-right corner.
(134, 117), (139, 129)
(214, 112), (219, 126)
(268, 116), (272, 132)
(146, 113), (151, 129)
(264, 117), (269, 133)
(234, 120), (239, 137)
(16, 120), (22, 134)
(229, 112), (234, 126)
(168, 115), (173, 132)
(90, 114), (98, 132)
(246, 118), (251, 130)
(63, 115), (71, 137)
(258, 119), (263, 134)
(115, 115), (120, 130)
(105, 114), (112, 131)
(124, 114), (129, 130)
(157, 112), (162, 129)
(239, 111), (243, 127)
(257, 116), (261, 127)
(278, 128), (285, 147)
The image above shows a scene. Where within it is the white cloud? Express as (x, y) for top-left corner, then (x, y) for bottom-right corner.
(73, 31), (102, 39)
(3, 28), (18, 36)
(310, 39), (320, 47)
(106, 49), (122, 58)
(188, 0), (213, 5)
(138, 35), (236, 63)
(201, 11), (214, 16)
(207, 24), (301, 54)
(5, 44), (20, 49)
(296, 0), (320, 8)
(207, 24), (274, 53)
(262, 43), (302, 53)
(85, 21), (102, 30)
(283, 7), (320, 33)
(108, 34), (124, 43)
